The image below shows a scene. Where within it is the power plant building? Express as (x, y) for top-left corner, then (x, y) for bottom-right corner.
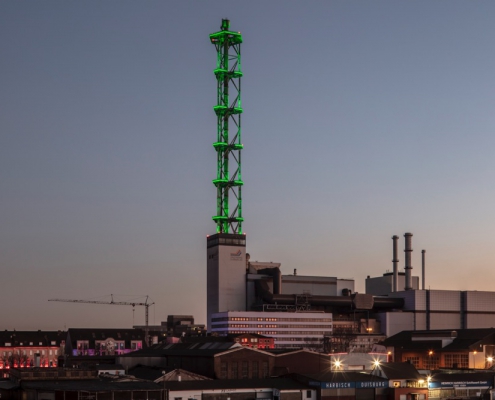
(366, 272), (419, 296)
(378, 289), (495, 337)
(204, 20), (495, 349)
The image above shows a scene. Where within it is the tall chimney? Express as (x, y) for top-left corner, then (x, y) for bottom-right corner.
(392, 235), (399, 292)
(404, 233), (413, 290)
(422, 249), (426, 290)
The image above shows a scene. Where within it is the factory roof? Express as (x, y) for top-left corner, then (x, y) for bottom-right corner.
(128, 366), (212, 382)
(297, 371), (388, 383)
(20, 379), (162, 391)
(119, 342), (274, 358)
(382, 328), (495, 351)
(375, 362), (423, 380)
(163, 377), (311, 391)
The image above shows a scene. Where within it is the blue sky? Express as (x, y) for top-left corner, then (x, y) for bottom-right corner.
(1, 1), (495, 329)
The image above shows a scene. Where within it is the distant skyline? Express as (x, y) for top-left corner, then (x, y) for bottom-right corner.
(1, 1), (495, 330)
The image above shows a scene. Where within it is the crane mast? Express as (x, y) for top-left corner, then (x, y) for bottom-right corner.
(48, 295), (154, 345)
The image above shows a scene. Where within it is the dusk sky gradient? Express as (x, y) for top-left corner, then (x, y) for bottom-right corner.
(2, 1), (495, 330)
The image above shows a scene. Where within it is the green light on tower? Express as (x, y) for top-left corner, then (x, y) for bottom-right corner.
(209, 19), (244, 234)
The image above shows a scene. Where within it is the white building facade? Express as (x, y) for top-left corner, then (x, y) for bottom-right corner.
(210, 311), (333, 349)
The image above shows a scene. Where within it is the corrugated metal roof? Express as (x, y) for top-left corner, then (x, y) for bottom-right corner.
(164, 377), (311, 391)
(21, 379), (162, 391)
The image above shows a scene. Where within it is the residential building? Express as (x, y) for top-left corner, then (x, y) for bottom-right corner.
(65, 328), (145, 357)
(0, 330), (65, 370)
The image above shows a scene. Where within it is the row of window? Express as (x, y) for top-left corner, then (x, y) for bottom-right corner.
(208, 237), (246, 246)
(429, 388), (482, 399)
(216, 324), (333, 329)
(76, 341), (142, 350)
(213, 317), (332, 322)
(2, 350), (56, 356)
(221, 330), (332, 336)
(2, 341), (58, 346)
(444, 354), (469, 368)
(220, 360), (269, 379)
(404, 354), (466, 369)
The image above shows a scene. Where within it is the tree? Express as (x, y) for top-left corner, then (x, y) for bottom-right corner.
(327, 326), (357, 353)
(303, 337), (323, 352)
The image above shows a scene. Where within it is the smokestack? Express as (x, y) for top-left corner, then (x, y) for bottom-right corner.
(404, 233), (413, 290)
(273, 267), (282, 295)
(392, 235), (399, 292)
(422, 249), (426, 290)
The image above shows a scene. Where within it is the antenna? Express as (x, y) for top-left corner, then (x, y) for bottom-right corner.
(209, 19), (244, 234)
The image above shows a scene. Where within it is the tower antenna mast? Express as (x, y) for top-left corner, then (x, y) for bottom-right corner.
(209, 19), (244, 234)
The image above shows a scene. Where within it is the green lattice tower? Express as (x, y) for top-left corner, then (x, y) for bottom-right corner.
(210, 19), (244, 234)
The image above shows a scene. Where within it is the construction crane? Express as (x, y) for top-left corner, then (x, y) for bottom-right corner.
(48, 295), (154, 344)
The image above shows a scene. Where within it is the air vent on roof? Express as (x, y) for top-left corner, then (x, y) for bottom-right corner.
(451, 331), (457, 339)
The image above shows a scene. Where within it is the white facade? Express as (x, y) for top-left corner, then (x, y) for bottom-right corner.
(281, 275), (354, 296)
(329, 352), (388, 371)
(365, 273), (419, 296)
(210, 311), (333, 349)
(379, 290), (495, 336)
(206, 234), (247, 330)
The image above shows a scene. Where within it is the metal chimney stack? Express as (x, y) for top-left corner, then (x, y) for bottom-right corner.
(422, 249), (426, 290)
(392, 235), (399, 292)
(404, 233), (413, 290)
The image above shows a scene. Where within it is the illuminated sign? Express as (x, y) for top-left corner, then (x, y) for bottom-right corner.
(319, 381), (389, 389)
(429, 381), (491, 389)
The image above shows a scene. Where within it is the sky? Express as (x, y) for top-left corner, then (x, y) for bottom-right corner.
(1, 1), (495, 330)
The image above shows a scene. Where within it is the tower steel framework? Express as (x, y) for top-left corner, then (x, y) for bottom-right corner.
(209, 19), (244, 234)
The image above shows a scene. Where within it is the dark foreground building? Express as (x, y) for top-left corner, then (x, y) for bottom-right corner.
(0, 368), (164, 400)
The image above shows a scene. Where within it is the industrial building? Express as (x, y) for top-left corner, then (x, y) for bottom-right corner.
(204, 20), (495, 351)
(210, 311), (333, 349)
(380, 328), (495, 369)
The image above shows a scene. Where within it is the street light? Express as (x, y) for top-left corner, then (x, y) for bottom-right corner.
(371, 359), (381, 376)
